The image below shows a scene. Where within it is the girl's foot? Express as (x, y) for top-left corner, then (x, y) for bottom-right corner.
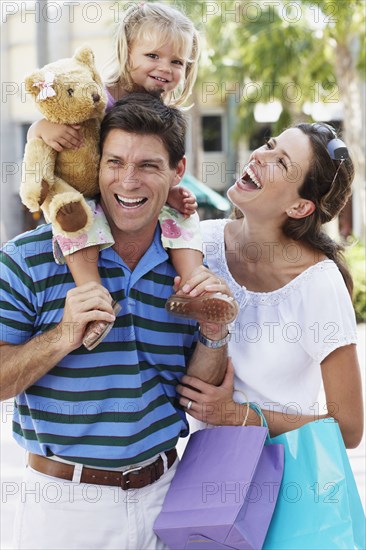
(83, 301), (122, 351)
(165, 293), (238, 324)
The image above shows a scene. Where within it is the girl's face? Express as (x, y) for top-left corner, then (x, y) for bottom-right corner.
(228, 128), (313, 217)
(129, 35), (186, 94)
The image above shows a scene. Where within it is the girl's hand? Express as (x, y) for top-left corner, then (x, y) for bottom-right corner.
(29, 119), (83, 152)
(166, 186), (198, 217)
(177, 359), (242, 425)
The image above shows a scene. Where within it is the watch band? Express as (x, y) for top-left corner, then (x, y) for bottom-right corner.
(198, 330), (231, 349)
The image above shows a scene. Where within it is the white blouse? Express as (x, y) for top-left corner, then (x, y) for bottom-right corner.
(201, 219), (358, 415)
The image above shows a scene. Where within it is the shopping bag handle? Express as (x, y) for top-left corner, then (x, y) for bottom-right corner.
(247, 402), (268, 429)
(234, 389), (268, 428)
(233, 388), (251, 426)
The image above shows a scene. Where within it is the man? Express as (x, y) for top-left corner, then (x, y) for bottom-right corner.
(0, 93), (229, 550)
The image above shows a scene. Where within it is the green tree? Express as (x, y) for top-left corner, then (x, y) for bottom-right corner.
(180, 0), (365, 238)
(301, 0), (366, 241)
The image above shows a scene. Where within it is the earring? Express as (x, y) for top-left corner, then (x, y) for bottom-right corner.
(289, 210), (293, 215)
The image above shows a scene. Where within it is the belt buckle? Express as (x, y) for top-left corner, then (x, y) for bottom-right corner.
(122, 465), (143, 487)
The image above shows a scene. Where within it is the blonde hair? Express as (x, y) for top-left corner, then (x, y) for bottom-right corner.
(104, 2), (200, 107)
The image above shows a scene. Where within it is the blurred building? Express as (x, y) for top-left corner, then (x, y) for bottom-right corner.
(2, 1), (363, 245)
(0, 0), (237, 243)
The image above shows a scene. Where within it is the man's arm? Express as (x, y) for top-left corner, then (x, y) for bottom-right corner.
(0, 283), (116, 401)
(186, 322), (228, 386)
(173, 267), (234, 386)
(0, 328), (72, 401)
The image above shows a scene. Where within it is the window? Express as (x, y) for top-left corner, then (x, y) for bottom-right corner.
(202, 115), (223, 152)
(249, 124), (272, 151)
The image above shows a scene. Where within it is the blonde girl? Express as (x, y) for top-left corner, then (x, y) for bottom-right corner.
(27, 2), (238, 349)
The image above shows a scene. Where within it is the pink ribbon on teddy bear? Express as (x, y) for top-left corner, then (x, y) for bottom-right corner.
(33, 71), (56, 101)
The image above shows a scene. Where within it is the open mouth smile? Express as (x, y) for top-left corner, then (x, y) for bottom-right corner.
(238, 162), (263, 191)
(115, 195), (147, 208)
(149, 75), (170, 84)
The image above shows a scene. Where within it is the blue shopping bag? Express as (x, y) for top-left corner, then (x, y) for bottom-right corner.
(263, 419), (365, 549)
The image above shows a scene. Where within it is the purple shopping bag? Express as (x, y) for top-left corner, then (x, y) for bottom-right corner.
(154, 426), (284, 550)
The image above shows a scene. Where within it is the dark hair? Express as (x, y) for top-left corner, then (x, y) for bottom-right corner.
(283, 123), (354, 294)
(100, 92), (186, 168)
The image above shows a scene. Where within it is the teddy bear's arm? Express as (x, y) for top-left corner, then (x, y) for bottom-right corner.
(20, 138), (57, 212)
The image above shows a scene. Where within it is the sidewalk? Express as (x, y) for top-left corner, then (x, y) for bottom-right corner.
(1, 325), (365, 549)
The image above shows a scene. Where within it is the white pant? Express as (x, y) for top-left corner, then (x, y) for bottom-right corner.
(12, 460), (178, 550)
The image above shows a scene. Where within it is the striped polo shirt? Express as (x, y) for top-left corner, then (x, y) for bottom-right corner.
(0, 223), (197, 467)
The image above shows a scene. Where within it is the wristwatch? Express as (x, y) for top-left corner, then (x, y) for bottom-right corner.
(198, 330), (231, 349)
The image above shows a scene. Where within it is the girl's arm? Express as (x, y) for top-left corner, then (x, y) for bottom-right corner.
(178, 346), (364, 449)
(27, 119), (83, 152)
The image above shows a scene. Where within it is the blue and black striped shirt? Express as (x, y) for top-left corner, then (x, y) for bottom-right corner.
(0, 224), (197, 467)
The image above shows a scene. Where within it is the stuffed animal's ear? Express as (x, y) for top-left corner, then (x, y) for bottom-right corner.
(74, 46), (96, 70)
(24, 71), (43, 95)
(74, 45), (104, 90)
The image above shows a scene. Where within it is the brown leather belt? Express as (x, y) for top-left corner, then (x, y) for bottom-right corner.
(28, 449), (177, 490)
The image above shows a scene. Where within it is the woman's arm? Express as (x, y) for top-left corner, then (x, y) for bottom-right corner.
(178, 345), (364, 449)
(320, 344), (363, 448)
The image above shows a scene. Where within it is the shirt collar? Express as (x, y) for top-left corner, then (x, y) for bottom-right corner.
(101, 225), (168, 277)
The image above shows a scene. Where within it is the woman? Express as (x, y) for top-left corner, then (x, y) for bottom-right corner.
(177, 122), (363, 449)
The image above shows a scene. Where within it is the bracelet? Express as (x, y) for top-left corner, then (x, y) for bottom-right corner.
(198, 330), (231, 349)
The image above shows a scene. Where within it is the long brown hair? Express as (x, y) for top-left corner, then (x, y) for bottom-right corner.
(283, 123), (354, 294)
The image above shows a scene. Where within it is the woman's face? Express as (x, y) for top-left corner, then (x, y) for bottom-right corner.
(228, 128), (313, 217)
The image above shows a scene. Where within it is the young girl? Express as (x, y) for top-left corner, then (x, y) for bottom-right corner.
(28, 2), (238, 350)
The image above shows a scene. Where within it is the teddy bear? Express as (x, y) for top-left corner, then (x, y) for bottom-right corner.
(20, 46), (107, 236)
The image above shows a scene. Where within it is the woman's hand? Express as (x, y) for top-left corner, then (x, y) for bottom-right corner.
(177, 359), (245, 426)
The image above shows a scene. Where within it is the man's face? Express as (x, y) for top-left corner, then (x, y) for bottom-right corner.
(99, 129), (185, 242)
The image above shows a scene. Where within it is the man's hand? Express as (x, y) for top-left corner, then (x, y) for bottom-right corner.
(172, 265), (236, 340)
(59, 282), (116, 351)
(173, 265), (232, 297)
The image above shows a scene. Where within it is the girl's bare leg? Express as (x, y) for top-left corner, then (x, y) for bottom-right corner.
(170, 248), (203, 290)
(65, 246), (102, 286)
